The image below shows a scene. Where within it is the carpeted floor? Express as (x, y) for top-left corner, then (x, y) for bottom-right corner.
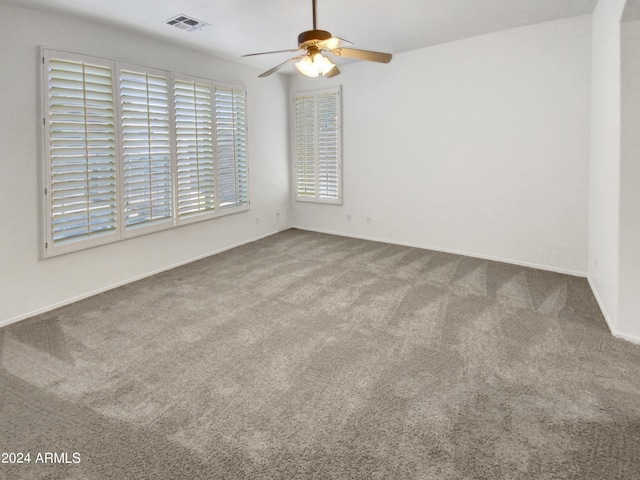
(1, 229), (640, 479)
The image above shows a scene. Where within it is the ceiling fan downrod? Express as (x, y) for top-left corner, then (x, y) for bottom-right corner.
(312, 0), (317, 29)
(298, 0), (331, 48)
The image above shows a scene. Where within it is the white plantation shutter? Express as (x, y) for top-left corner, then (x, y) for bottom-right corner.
(45, 53), (117, 253)
(215, 86), (248, 211)
(119, 68), (172, 232)
(43, 50), (250, 256)
(294, 87), (341, 204)
(317, 91), (340, 199)
(174, 77), (216, 221)
(295, 94), (316, 198)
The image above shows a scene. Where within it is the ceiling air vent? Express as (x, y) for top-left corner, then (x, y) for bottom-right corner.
(165, 15), (209, 32)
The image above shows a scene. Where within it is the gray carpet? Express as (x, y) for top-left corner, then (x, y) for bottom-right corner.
(1, 229), (640, 479)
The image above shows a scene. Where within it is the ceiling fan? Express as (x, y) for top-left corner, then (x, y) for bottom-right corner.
(243, 0), (393, 78)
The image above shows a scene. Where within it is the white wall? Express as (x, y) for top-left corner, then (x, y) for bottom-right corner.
(618, 10), (640, 340)
(588, 0), (625, 336)
(289, 16), (592, 275)
(588, 0), (640, 344)
(0, 4), (290, 326)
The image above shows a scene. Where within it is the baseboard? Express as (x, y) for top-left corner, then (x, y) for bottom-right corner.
(586, 275), (617, 335)
(0, 230), (281, 330)
(611, 329), (640, 345)
(294, 227), (640, 345)
(587, 275), (640, 346)
(292, 226), (587, 277)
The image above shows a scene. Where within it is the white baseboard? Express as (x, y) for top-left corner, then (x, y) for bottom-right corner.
(611, 329), (640, 345)
(586, 275), (616, 334)
(8, 227), (638, 347)
(0, 230), (280, 330)
(587, 275), (640, 346)
(295, 227), (640, 345)
(292, 226), (587, 277)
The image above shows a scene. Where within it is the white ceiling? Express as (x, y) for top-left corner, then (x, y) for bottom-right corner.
(2, 0), (599, 74)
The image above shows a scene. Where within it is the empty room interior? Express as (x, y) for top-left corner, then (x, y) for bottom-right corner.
(1, 0), (640, 478)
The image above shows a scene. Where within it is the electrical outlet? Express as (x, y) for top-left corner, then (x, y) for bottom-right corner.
(347, 214), (352, 222)
(366, 216), (372, 224)
(255, 217), (260, 225)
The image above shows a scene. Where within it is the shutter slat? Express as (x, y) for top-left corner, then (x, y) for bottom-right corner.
(120, 69), (172, 229)
(294, 94), (317, 197)
(47, 56), (117, 245)
(174, 78), (216, 219)
(215, 87), (247, 209)
(316, 91), (340, 199)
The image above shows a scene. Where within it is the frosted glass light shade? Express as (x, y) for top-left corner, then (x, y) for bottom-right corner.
(295, 53), (335, 77)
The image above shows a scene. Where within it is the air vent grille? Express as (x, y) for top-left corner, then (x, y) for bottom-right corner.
(165, 15), (209, 32)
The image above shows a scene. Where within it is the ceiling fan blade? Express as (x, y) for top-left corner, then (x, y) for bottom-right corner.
(243, 49), (302, 57)
(258, 56), (303, 78)
(316, 37), (353, 50)
(330, 48), (392, 63)
(325, 65), (340, 78)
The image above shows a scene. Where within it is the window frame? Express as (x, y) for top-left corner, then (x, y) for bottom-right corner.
(41, 48), (249, 257)
(292, 86), (342, 205)
(42, 50), (120, 255)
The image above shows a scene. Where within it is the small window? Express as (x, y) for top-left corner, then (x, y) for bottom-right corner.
(293, 86), (342, 204)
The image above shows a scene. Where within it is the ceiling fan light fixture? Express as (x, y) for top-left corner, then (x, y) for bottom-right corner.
(316, 53), (336, 75)
(295, 55), (317, 77)
(295, 52), (335, 77)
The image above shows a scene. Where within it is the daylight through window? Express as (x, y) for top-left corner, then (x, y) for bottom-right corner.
(43, 49), (248, 256)
(293, 87), (342, 204)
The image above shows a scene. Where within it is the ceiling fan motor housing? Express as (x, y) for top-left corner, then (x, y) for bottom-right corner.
(298, 29), (332, 48)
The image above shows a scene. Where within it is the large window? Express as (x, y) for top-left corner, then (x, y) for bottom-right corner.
(293, 87), (342, 204)
(42, 49), (248, 256)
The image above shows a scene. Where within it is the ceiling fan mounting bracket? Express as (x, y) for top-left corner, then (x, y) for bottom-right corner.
(298, 29), (332, 49)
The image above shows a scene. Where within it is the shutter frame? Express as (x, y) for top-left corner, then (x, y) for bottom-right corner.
(293, 86), (342, 205)
(173, 73), (218, 224)
(43, 49), (120, 256)
(215, 84), (249, 216)
(118, 64), (173, 237)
